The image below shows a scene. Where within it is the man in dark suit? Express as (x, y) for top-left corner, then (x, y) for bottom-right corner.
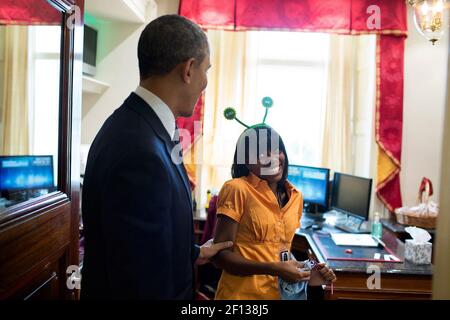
(81, 15), (232, 299)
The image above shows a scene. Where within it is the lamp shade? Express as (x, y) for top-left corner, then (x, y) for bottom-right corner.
(411, 0), (449, 44)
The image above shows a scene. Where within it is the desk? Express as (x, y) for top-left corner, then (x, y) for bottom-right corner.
(381, 218), (436, 243)
(193, 211), (207, 245)
(292, 213), (433, 300)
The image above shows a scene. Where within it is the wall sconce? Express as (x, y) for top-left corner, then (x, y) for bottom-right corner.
(408, 0), (449, 45)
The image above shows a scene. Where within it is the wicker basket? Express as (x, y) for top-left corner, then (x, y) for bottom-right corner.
(395, 178), (437, 229)
(395, 211), (437, 229)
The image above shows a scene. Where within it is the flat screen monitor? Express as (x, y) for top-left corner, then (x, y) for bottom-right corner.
(83, 24), (98, 76)
(331, 172), (372, 220)
(0, 155), (54, 192)
(288, 165), (330, 208)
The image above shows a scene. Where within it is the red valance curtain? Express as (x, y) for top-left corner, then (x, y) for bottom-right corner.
(180, 0), (407, 34)
(0, 0), (61, 25)
(179, 0), (407, 211)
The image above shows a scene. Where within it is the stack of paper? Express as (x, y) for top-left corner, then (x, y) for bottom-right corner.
(331, 233), (379, 247)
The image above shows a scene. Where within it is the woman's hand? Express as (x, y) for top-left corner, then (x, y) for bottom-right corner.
(309, 263), (337, 286)
(275, 260), (311, 283)
(318, 263), (337, 282)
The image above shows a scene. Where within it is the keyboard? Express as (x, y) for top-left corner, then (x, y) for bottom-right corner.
(335, 222), (370, 234)
(301, 220), (314, 230)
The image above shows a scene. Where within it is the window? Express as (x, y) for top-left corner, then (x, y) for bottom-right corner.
(196, 30), (331, 208)
(28, 26), (61, 185)
(0, 24), (62, 210)
(198, 30), (376, 210)
(249, 31), (330, 166)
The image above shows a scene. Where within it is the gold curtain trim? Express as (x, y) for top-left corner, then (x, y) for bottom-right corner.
(374, 35), (402, 211)
(197, 24), (408, 37)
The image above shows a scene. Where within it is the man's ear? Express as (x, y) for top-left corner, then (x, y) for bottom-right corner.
(181, 58), (196, 84)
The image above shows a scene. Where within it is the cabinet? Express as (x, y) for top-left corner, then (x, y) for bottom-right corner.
(81, 0), (157, 147)
(83, 0), (156, 95)
(82, 75), (110, 94)
(85, 0), (150, 24)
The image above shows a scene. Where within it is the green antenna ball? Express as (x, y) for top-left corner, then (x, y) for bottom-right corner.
(224, 107), (237, 120)
(262, 97), (273, 108)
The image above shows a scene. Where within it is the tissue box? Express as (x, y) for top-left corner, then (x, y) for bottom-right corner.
(404, 240), (432, 265)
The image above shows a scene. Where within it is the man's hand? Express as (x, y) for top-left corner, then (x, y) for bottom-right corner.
(308, 263), (337, 286)
(196, 239), (233, 265)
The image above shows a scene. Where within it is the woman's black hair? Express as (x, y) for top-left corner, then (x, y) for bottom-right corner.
(231, 124), (289, 190)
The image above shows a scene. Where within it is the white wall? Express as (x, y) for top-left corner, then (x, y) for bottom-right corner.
(80, 0), (179, 144)
(81, 2), (159, 145)
(81, 21), (144, 144)
(401, 6), (449, 207)
(155, 0), (179, 16)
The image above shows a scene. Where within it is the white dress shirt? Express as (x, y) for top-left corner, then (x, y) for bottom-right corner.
(134, 86), (176, 140)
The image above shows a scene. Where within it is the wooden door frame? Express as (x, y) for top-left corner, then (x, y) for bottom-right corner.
(0, 0), (84, 298)
(433, 37), (450, 299)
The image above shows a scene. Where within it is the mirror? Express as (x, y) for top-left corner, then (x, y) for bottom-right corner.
(0, 1), (63, 212)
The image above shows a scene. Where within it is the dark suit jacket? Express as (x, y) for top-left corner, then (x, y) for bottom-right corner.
(80, 92), (199, 299)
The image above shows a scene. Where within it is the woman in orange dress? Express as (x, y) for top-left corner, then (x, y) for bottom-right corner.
(213, 125), (336, 300)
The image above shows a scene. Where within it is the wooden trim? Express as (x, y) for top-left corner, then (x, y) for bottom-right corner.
(0, 0), (78, 228)
(67, 0), (84, 279)
(433, 37), (450, 299)
(0, 0), (84, 299)
(0, 192), (69, 227)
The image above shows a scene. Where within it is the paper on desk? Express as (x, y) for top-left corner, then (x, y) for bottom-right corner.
(331, 233), (379, 247)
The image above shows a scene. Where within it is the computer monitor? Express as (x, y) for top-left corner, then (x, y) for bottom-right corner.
(0, 155), (54, 195)
(288, 165), (330, 212)
(331, 172), (372, 221)
(83, 24), (98, 76)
